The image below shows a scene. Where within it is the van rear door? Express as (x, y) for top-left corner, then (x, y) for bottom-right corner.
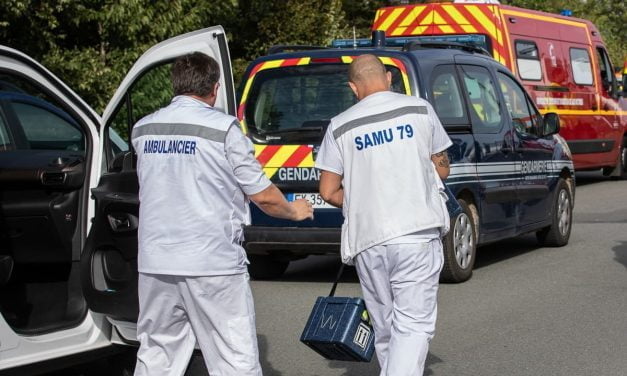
(238, 54), (412, 227)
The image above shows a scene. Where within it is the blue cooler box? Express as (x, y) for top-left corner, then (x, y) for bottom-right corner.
(300, 296), (375, 362)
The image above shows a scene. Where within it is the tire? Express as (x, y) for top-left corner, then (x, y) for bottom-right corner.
(603, 137), (627, 180)
(247, 255), (290, 280)
(536, 178), (573, 247)
(616, 138), (627, 180)
(441, 198), (478, 283)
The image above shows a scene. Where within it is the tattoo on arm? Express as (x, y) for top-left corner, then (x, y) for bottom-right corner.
(434, 152), (450, 168)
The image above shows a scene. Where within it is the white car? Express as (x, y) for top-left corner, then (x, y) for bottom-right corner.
(0, 26), (235, 373)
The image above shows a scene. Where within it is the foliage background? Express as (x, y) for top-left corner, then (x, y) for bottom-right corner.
(0, 0), (624, 114)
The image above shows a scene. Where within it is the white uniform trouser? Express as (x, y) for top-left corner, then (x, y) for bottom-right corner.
(354, 239), (443, 376)
(134, 272), (262, 376)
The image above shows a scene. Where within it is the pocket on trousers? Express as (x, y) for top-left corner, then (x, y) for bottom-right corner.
(436, 239), (444, 273)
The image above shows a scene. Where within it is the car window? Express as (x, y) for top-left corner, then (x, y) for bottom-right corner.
(515, 40), (542, 81)
(595, 46), (614, 92)
(12, 101), (84, 151)
(498, 72), (542, 137)
(0, 112), (12, 151)
(429, 65), (468, 125)
(570, 48), (593, 85)
(106, 62), (171, 170)
(109, 62), (173, 142)
(459, 65), (502, 132)
(0, 72), (85, 152)
(244, 63), (407, 137)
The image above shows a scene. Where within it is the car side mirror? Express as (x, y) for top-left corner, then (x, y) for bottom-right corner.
(543, 112), (560, 136)
(544, 112), (560, 136)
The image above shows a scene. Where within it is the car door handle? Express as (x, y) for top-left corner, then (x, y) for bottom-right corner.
(107, 213), (138, 232)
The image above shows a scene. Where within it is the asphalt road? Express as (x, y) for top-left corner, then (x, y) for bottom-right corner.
(45, 172), (627, 375)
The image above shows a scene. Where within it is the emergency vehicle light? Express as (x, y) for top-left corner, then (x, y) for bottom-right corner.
(560, 9), (573, 17)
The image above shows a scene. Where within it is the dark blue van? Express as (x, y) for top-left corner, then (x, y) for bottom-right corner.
(237, 34), (575, 282)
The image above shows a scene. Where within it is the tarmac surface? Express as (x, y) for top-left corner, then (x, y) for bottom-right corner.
(43, 171), (627, 375)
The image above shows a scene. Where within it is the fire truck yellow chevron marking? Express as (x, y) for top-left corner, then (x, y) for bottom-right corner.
(400, 6), (425, 27)
(392, 27), (407, 36)
(461, 24), (478, 33)
(380, 8), (405, 32)
(266, 145), (300, 167)
(466, 6), (499, 42)
(411, 25), (428, 34)
(374, 9), (384, 23)
(438, 25), (455, 33)
(493, 49), (505, 64)
(419, 10), (434, 25)
(442, 4), (470, 25)
(432, 10), (447, 25)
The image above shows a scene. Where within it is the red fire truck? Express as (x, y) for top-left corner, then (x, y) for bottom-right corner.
(372, 0), (627, 177)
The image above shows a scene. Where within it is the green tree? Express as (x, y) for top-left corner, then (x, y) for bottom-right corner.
(0, 0), (236, 115)
(341, 0), (399, 38)
(230, 0), (348, 85)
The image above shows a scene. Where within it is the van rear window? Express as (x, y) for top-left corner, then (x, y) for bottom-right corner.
(243, 64), (407, 141)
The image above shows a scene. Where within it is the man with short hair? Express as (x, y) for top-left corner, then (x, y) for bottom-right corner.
(316, 54), (451, 376)
(131, 52), (313, 376)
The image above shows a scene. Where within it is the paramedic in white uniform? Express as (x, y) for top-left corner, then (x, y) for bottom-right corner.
(316, 54), (451, 376)
(130, 52), (313, 376)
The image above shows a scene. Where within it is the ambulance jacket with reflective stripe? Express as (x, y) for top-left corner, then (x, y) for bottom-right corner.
(316, 91), (450, 264)
(131, 96), (270, 276)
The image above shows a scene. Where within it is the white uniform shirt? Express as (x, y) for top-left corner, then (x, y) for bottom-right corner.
(131, 96), (271, 276)
(315, 91), (452, 263)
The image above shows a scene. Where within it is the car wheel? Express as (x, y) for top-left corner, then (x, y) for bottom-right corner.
(247, 255), (290, 280)
(603, 137), (627, 179)
(617, 138), (627, 180)
(536, 178), (573, 247)
(441, 198), (478, 283)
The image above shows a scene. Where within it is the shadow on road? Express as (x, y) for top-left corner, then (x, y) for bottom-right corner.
(573, 170), (612, 187)
(473, 234), (540, 270)
(258, 334), (284, 376)
(280, 256), (358, 283)
(611, 240), (627, 269)
(277, 234), (545, 284)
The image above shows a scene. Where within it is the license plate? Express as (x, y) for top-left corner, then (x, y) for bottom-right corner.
(286, 193), (336, 209)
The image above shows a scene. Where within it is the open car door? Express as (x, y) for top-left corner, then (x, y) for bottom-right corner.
(0, 47), (110, 369)
(80, 26), (235, 340)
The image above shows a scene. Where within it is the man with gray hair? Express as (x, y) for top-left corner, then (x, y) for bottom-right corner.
(316, 54), (451, 375)
(131, 52), (313, 376)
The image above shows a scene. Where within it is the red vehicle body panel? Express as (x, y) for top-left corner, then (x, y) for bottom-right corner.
(373, 2), (627, 171)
